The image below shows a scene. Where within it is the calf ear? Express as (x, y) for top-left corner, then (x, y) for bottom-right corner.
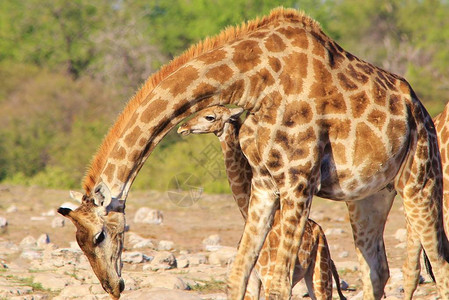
(229, 107), (244, 121)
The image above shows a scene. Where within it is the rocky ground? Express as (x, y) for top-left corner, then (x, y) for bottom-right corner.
(0, 184), (442, 299)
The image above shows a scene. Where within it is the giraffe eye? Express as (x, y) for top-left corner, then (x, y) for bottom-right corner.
(205, 115), (215, 122)
(94, 231), (105, 245)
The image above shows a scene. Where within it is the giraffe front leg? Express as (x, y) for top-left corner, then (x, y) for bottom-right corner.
(268, 186), (314, 300)
(345, 187), (395, 300)
(228, 181), (277, 300)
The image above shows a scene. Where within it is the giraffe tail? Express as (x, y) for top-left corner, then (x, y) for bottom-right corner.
(423, 249), (436, 282)
(330, 259), (347, 300)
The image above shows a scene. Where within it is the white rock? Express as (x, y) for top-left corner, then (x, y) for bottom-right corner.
(6, 205), (17, 213)
(51, 217), (65, 228)
(0, 217), (7, 229)
(123, 251), (145, 264)
(133, 207), (163, 224)
(145, 251), (177, 271)
(58, 284), (92, 297)
(338, 250), (349, 258)
(20, 235), (36, 249)
(208, 247), (237, 266)
(20, 250), (42, 260)
(186, 253), (208, 266)
(128, 232), (155, 249)
(32, 273), (73, 291)
(158, 240), (174, 251)
(141, 274), (189, 290)
(36, 234), (50, 247)
(202, 234), (221, 247)
(41, 209), (55, 217)
(176, 255), (189, 268)
(324, 228), (345, 235)
(394, 228), (407, 243)
(122, 288), (202, 300)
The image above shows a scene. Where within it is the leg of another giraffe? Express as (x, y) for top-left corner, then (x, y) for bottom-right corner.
(304, 221), (333, 300)
(268, 189), (314, 300)
(244, 269), (262, 300)
(227, 181), (277, 300)
(402, 221), (422, 300)
(345, 187), (395, 300)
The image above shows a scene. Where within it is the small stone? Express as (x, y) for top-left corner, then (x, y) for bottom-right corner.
(0, 217), (7, 230)
(30, 216), (46, 221)
(176, 255), (189, 268)
(20, 250), (42, 260)
(338, 251), (349, 258)
(133, 207), (163, 224)
(36, 234), (50, 247)
(141, 274), (189, 290)
(6, 205), (17, 213)
(208, 247), (236, 266)
(158, 240), (174, 251)
(145, 251), (177, 271)
(324, 228), (344, 235)
(340, 280), (349, 290)
(41, 209), (55, 217)
(123, 252), (145, 264)
(202, 234), (221, 247)
(51, 217), (65, 228)
(20, 235), (37, 249)
(394, 228), (407, 243)
(186, 253), (208, 266)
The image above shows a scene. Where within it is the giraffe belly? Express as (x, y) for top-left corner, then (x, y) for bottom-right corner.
(316, 150), (404, 201)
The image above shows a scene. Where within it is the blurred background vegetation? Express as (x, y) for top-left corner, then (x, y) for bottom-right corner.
(0, 0), (448, 193)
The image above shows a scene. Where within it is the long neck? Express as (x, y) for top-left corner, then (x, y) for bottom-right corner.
(93, 49), (262, 199)
(218, 121), (252, 219)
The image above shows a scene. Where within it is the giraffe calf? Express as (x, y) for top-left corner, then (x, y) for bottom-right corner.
(178, 105), (346, 300)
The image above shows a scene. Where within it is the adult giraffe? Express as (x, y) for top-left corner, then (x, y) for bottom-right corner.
(57, 8), (449, 300)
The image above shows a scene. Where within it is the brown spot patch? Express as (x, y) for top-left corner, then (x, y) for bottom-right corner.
(350, 91), (370, 118)
(260, 91), (282, 124)
(232, 40), (263, 73)
(282, 101), (313, 127)
(321, 119), (352, 140)
(315, 92), (346, 115)
(221, 79), (245, 103)
(264, 33), (286, 52)
(111, 145), (126, 160)
(140, 99), (169, 123)
(192, 82), (217, 98)
(367, 109), (387, 131)
(268, 56), (282, 73)
(389, 94), (404, 116)
(337, 73), (358, 91)
(205, 64), (234, 84)
(279, 52), (308, 95)
(353, 123), (387, 176)
(332, 142), (347, 164)
(372, 82), (387, 106)
(356, 62), (375, 75)
(198, 49), (227, 65)
(347, 64), (369, 84)
(311, 37), (325, 57)
(249, 68), (275, 97)
(124, 126), (142, 148)
(103, 164), (116, 182)
(267, 149), (283, 171)
(387, 119), (407, 153)
(277, 26), (308, 49)
(158, 65), (199, 95)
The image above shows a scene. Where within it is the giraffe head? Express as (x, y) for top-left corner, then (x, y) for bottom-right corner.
(58, 186), (125, 299)
(177, 105), (244, 137)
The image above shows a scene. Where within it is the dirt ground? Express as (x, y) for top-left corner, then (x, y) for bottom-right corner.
(0, 184), (442, 299)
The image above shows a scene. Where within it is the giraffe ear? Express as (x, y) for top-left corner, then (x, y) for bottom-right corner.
(229, 107), (244, 121)
(70, 191), (84, 203)
(93, 182), (112, 207)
